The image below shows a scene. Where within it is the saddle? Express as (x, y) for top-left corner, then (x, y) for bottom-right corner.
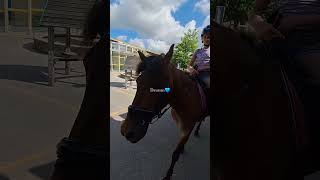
(194, 75), (210, 117)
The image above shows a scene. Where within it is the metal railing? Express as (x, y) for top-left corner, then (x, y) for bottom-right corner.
(1, 0), (44, 33)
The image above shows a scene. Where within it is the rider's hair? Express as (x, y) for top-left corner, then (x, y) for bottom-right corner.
(201, 25), (210, 37)
(201, 25), (210, 44)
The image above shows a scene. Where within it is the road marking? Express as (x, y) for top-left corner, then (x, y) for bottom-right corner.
(112, 115), (125, 121)
(110, 107), (128, 117)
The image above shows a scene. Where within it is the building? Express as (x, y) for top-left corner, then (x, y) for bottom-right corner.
(110, 38), (158, 72)
(0, 0), (46, 32)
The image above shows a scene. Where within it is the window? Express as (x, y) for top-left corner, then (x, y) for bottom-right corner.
(120, 45), (126, 52)
(111, 43), (119, 50)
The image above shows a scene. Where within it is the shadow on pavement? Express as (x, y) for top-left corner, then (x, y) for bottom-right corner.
(22, 42), (47, 55)
(0, 65), (86, 86)
(29, 161), (55, 180)
(118, 112), (127, 119)
(0, 174), (10, 180)
(0, 65), (48, 86)
(110, 82), (125, 88)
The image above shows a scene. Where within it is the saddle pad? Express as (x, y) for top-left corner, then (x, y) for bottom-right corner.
(197, 82), (207, 113)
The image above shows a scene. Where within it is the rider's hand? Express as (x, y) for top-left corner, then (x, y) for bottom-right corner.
(187, 66), (199, 76)
(249, 15), (285, 41)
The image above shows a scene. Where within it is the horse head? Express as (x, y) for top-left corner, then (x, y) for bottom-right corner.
(121, 44), (174, 143)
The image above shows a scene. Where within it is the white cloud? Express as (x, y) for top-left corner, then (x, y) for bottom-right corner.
(195, 0), (210, 15)
(116, 35), (127, 41)
(111, 0), (193, 46)
(184, 20), (197, 33)
(202, 15), (210, 28)
(111, 0), (210, 52)
(128, 38), (145, 49)
(145, 39), (171, 53)
(128, 38), (170, 53)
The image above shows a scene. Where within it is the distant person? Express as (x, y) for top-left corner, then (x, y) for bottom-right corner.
(188, 25), (210, 88)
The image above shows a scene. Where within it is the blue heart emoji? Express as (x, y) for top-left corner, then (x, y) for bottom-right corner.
(165, 87), (171, 93)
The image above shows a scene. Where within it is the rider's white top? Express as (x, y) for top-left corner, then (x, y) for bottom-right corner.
(194, 46), (210, 72)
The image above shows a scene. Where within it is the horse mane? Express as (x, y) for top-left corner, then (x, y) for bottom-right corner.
(237, 29), (271, 59)
(83, 0), (108, 43)
(136, 55), (163, 75)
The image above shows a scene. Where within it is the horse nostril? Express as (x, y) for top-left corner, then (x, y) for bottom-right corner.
(126, 132), (135, 139)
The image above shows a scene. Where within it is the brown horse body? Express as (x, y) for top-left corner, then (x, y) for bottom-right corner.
(212, 21), (317, 180)
(121, 45), (209, 180)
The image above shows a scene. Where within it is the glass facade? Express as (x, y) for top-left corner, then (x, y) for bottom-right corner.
(110, 38), (155, 72)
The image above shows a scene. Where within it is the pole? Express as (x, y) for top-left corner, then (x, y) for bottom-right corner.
(65, 28), (71, 75)
(4, 0), (9, 32)
(28, 0), (32, 34)
(48, 27), (55, 86)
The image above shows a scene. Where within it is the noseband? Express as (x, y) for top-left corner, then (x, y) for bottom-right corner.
(128, 104), (171, 126)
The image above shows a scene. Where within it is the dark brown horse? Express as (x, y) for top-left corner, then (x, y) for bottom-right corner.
(212, 21), (320, 180)
(49, 1), (108, 179)
(120, 45), (209, 180)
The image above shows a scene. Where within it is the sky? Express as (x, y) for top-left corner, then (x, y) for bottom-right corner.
(110, 0), (210, 53)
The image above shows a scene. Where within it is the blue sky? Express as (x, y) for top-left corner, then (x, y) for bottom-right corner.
(110, 0), (210, 53)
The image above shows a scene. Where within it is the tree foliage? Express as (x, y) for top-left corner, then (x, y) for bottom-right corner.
(212, 0), (280, 25)
(172, 29), (199, 69)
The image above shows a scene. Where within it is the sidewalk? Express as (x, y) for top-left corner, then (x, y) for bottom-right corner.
(110, 71), (136, 121)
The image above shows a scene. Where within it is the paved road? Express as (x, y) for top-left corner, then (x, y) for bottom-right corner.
(110, 73), (211, 180)
(0, 32), (86, 180)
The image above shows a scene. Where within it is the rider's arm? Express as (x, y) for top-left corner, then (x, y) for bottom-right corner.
(189, 53), (196, 67)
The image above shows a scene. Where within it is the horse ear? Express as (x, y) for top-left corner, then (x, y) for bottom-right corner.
(138, 51), (146, 62)
(164, 44), (174, 63)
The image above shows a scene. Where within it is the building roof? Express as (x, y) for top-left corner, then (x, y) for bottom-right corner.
(110, 37), (158, 55)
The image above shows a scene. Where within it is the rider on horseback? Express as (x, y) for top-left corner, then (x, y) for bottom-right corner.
(187, 25), (210, 88)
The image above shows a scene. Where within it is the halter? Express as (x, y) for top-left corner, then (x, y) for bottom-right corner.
(128, 84), (173, 126)
(128, 104), (172, 126)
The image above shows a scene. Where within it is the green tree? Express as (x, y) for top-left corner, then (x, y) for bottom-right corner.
(212, 0), (279, 26)
(172, 29), (199, 69)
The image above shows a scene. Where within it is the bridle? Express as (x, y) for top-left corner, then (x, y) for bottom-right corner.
(128, 83), (173, 126)
(128, 104), (172, 126)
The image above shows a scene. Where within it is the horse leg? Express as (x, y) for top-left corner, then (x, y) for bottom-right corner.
(163, 124), (195, 180)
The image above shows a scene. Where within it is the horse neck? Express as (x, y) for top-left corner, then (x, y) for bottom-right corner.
(69, 40), (107, 146)
(168, 65), (197, 109)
